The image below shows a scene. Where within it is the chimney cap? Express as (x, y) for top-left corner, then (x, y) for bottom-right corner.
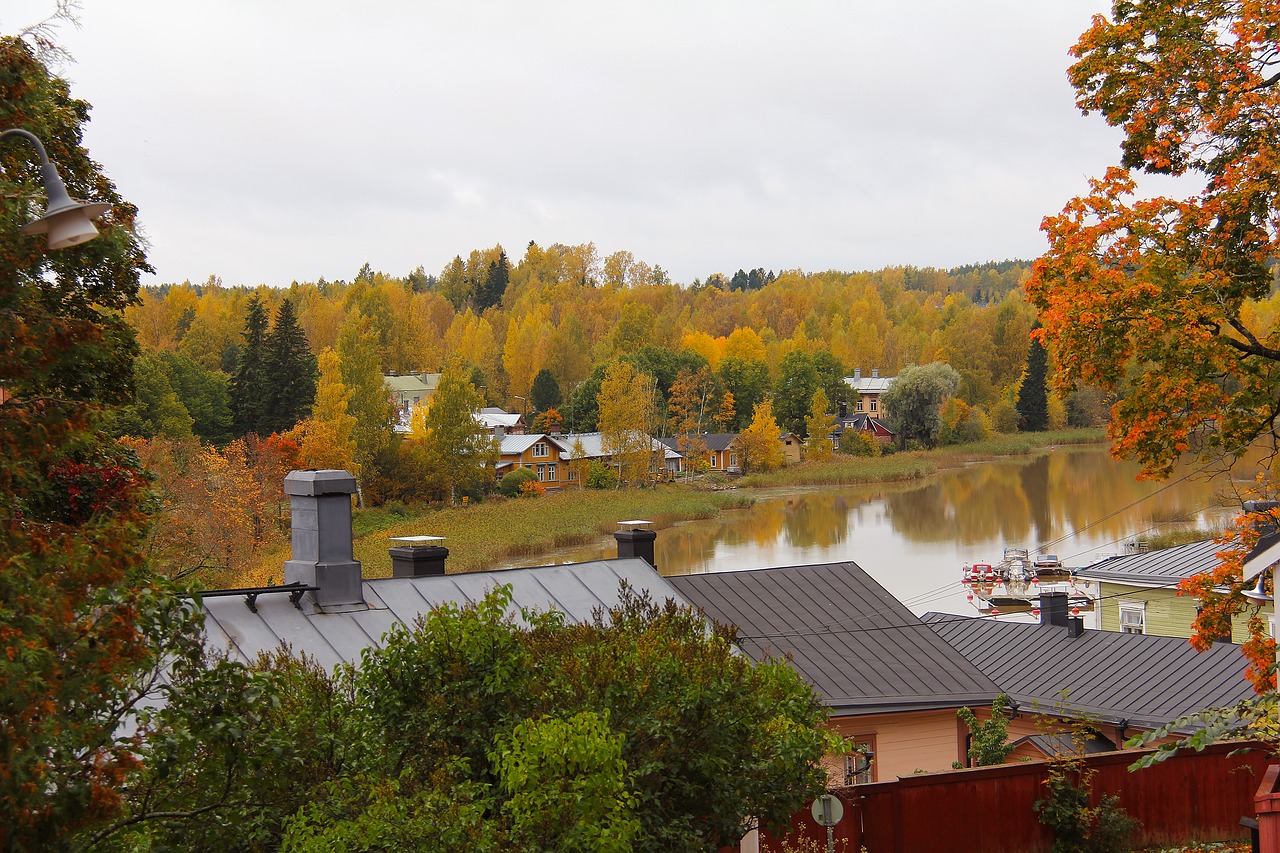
(284, 469), (358, 496)
(390, 535), (446, 547)
(617, 519), (654, 530)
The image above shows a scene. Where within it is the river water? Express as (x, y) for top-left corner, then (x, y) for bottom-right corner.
(515, 445), (1260, 619)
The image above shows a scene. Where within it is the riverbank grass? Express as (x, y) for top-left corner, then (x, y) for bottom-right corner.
(740, 427), (1105, 488)
(354, 486), (753, 577)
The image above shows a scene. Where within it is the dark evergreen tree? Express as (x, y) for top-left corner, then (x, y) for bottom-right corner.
(566, 363), (608, 432)
(476, 249), (510, 311)
(1016, 322), (1050, 432)
(263, 298), (318, 434)
(529, 368), (562, 413)
(230, 295), (270, 436)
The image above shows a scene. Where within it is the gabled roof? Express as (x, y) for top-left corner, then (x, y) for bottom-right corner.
(844, 374), (894, 394)
(668, 562), (1000, 716)
(923, 612), (1254, 731)
(838, 413), (894, 435)
(555, 432), (679, 460)
(203, 558), (688, 674)
(383, 373), (440, 395)
(476, 409), (523, 429)
(1072, 539), (1221, 587)
(702, 434), (739, 452)
(498, 433), (555, 456)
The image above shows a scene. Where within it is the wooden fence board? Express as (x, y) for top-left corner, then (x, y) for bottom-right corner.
(757, 742), (1271, 853)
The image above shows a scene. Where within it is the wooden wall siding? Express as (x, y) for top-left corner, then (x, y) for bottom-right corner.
(751, 741), (1270, 853)
(1098, 583), (1252, 643)
(828, 710), (965, 779)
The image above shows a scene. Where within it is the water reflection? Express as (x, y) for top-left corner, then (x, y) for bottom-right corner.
(512, 446), (1254, 617)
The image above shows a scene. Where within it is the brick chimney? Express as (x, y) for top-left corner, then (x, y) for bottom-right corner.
(615, 520), (657, 569)
(283, 470), (363, 607)
(389, 535), (449, 577)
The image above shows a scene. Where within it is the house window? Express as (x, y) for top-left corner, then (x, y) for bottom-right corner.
(844, 738), (876, 785)
(1119, 601), (1145, 635)
(546, 464), (557, 482)
(709, 452), (717, 468)
(532, 442), (549, 458)
(1270, 614), (1276, 638)
(729, 453), (739, 468)
(536, 464), (547, 482)
(870, 399), (878, 412)
(855, 399), (864, 412)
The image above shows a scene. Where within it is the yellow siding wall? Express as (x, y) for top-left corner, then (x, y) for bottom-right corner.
(1097, 582), (1252, 643)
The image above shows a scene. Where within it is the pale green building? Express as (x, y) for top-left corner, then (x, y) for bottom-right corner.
(1074, 539), (1268, 644)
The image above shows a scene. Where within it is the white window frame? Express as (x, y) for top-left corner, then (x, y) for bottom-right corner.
(729, 452), (739, 468)
(536, 463), (547, 482)
(546, 463), (557, 482)
(709, 452), (717, 468)
(870, 399), (878, 413)
(1119, 600), (1146, 635)
(532, 442), (549, 458)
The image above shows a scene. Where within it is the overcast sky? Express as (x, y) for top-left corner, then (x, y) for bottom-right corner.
(7, 1), (1133, 288)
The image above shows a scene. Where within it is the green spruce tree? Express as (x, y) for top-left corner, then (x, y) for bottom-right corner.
(1017, 322), (1050, 432)
(476, 247), (510, 311)
(231, 294), (270, 435)
(529, 367), (562, 413)
(263, 297), (318, 435)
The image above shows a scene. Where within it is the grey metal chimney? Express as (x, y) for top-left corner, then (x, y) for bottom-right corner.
(283, 469), (363, 607)
(615, 520), (657, 569)
(1067, 615), (1085, 638)
(1041, 591), (1069, 627)
(389, 535), (449, 577)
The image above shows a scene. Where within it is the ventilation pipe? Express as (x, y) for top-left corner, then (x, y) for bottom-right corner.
(615, 520), (657, 569)
(389, 535), (449, 577)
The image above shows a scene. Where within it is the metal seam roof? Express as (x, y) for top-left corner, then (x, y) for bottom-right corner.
(922, 612), (1254, 728)
(669, 562), (1000, 713)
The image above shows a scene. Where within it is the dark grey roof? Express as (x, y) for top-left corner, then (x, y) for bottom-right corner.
(702, 433), (738, 452)
(1072, 539), (1222, 586)
(668, 562), (1000, 716)
(203, 558), (687, 672)
(1013, 731), (1115, 758)
(922, 612), (1255, 731)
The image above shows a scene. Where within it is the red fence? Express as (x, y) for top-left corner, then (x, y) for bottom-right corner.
(759, 742), (1273, 853)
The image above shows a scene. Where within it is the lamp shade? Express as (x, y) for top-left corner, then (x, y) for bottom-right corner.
(17, 161), (109, 249)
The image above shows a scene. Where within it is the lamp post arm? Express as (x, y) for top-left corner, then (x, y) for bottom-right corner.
(0, 128), (54, 166)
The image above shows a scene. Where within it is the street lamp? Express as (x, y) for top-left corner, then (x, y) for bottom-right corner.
(1, 127), (109, 249)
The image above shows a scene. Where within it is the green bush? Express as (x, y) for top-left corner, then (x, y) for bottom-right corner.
(499, 467), (539, 497)
(839, 431), (880, 457)
(585, 461), (619, 490)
